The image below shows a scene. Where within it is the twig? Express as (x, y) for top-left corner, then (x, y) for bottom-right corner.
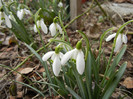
(94, 0), (116, 25)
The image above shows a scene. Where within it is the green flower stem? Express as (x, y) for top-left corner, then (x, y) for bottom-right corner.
(101, 19), (133, 87)
(35, 8), (46, 52)
(77, 30), (90, 60)
(50, 39), (73, 49)
(99, 27), (113, 52)
(64, 0), (94, 29)
(58, 12), (69, 42)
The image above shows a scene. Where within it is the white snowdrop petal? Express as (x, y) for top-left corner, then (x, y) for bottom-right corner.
(17, 10), (21, 19)
(24, 9), (31, 15)
(0, 12), (3, 25)
(76, 51), (85, 75)
(72, 49), (78, 59)
(52, 55), (61, 76)
(57, 23), (63, 34)
(58, 2), (63, 7)
(59, 52), (64, 59)
(49, 23), (56, 36)
(61, 49), (74, 65)
(40, 19), (48, 34)
(37, 20), (40, 27)
(106, 33), (116, 42)
(17, 9), (24, 20)
(34, 25), (37, 32)
(4, 13), (12, 28)
(42, 51), (54, 61)
(51, 53), (56, 61)
(122, 34), (127, 44)
(114, 34), (122, 52)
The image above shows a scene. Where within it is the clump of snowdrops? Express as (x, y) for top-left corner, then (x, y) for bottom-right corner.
(1, 0), (133, 99)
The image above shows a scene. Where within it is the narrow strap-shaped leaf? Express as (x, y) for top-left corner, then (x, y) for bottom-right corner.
(55, 77), (68, 94)
(85, 51), (92, 99)
(15, 81), (45, 97)
(107, 45), (127, 77)
(102, 62), (127, 99)
(66, 86), (82, 99)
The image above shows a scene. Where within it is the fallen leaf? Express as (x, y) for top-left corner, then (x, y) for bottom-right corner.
(17, 91), (23, 98)
(127, 61), (133, 69)
(16, 68), (34, 91)
(122, 77), (133, 89)
(20, 67), (34, 74)
(38, 67), (45, 73)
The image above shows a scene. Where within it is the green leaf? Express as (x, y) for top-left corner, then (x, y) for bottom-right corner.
(55, 77), (68, 95)
(66, 86), (82, 99)
(85, 51), (92, 99)
(15, 81), (45, 97)
(102, 62), (127, 99)
(71, 62), (87, 99)
(107, 45), (127, 77)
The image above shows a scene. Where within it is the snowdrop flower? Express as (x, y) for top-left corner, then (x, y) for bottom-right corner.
(17, 8), (31, 20)
(42, 47), (63, 76)
(49, 22), (62, 36)
(58, 2), (63, 8)
(9, 12), (16, 21)
(0, 11), (12, 28)
(34, 18), (48, 34)
(61, 40), (85, 75)
(106, 33), (127, 52)
(0, 1), (12, 28)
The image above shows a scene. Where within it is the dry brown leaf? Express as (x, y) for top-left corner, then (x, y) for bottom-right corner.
(16, 67), (34, 91)
(17, 91), (23, 98)
(38, 67), (45, 73)
(127, 61), (133, 68)
(20, 67), (34, 74)
(122, 77), (133, 89)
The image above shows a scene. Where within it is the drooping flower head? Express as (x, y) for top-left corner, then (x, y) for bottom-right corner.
(0, 4), (12, 28)
(42, 46), (63, 76)
(106, 33), (127, 52)
(34, 18), (48, 34)
(58, 2), (63, 8)
(17, 8), (31, 20)
(49, 17), (62, 36)
(61, 40), (85, 75)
